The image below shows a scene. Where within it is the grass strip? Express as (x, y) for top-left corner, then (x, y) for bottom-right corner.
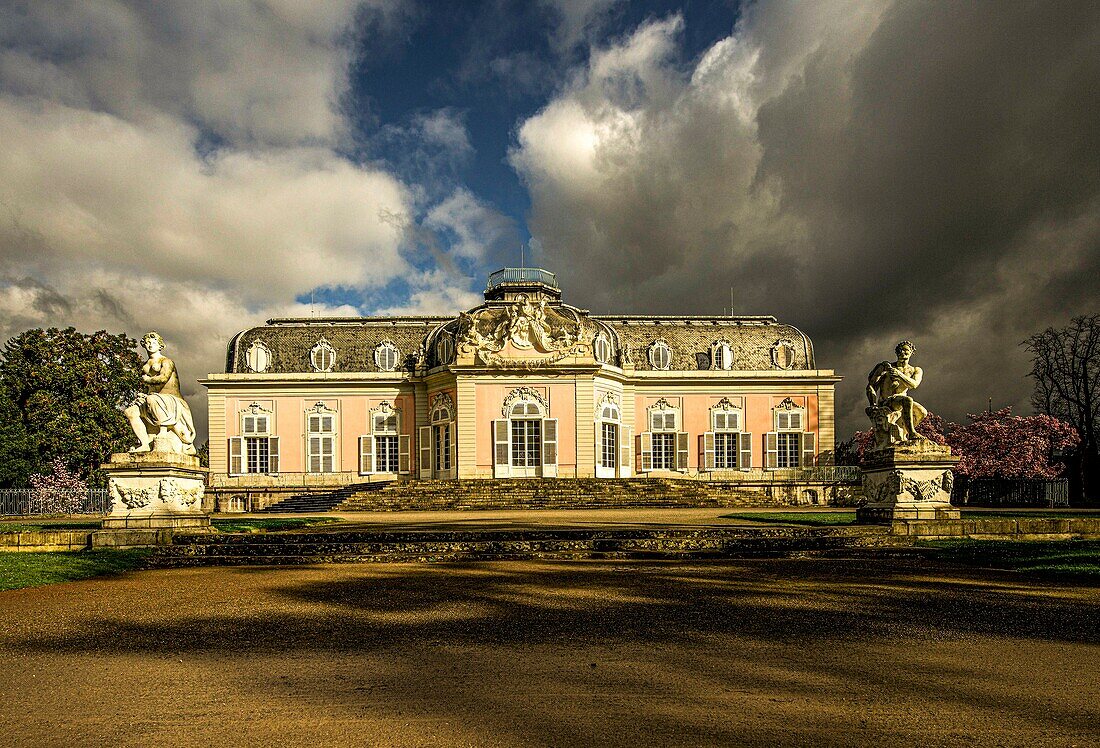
(211, 517), (344, 534)
(0, 549), (152, 591)
(917, 539), (1100, 580)
(720, 512), (858, 526)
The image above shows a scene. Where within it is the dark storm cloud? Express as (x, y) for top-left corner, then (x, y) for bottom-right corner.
(512, 1), (1100, 437)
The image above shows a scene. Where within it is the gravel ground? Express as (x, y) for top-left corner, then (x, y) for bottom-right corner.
(0, 558), (1097, 747)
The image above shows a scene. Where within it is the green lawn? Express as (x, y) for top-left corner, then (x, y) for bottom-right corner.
(0, 549), (152, 591)
(720, 512), (858, 526)
(211, 517), (344, 534)
(919, 539), (1100, 580)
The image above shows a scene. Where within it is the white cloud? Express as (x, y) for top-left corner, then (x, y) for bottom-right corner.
(0, 0), (452, 442)
(512, 2), (1100, 437)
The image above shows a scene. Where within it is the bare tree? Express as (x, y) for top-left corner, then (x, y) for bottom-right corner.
(1023, 315), (1100, 499)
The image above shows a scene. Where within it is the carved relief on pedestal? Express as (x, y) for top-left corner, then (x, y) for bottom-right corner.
(111, 482), (156, 510)
(457, 296), (595, 368)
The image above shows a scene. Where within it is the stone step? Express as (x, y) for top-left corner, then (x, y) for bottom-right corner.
(148, 526), (889, 567)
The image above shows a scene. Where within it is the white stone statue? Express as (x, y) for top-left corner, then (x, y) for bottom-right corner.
(124, 332), (197, 455)
(865, 340), (929, 449)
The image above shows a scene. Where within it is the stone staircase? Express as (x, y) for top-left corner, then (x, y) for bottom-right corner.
(257, 481), (391, 514)
(149, 525), (893, 567)
(329, 478), (777, 513)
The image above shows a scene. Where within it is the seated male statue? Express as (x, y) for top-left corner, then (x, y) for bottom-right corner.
(865, 340), (928, 449)
(124, 331), (197, 455)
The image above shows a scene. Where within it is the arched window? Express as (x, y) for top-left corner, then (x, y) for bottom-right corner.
(593, 333), (612, 364)
(361, 402), (407, 475)
(374, 341), (400, 372)
(596, 396), (623, 478)
(436, 335), (454, 365)
(648, 340), (672, 370)
(711, 340), (733, 370)
(246, 340), (270, 373)
(310, 339), (336, 373)
(431, 399), (453, 424)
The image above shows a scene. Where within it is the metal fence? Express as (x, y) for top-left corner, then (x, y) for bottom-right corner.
(959, 479), (1071, 508)
(0, 489), (111, 517)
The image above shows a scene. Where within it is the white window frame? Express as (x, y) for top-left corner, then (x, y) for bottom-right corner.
(593, 333), (612, 364)
(305, 404), (337, 473)
(711, 340), (733, 370)
(246, 340), (270, 373)
(310, 339), (336, 373)
(595, 397), (623, 479)
(648, 340), (672, 370)
(374, 341), (401, 372)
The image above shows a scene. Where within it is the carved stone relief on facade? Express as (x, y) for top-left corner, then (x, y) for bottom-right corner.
(457, 295), (595, 368)
(502, 387), (549, 417)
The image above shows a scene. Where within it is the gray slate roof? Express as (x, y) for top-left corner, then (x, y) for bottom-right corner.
(225, 311), (815, 374)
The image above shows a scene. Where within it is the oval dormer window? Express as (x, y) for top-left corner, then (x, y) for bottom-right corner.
(374, 341), (400, 372)
(310, 339), (336, 373)
(649, 340), (672, 371)
(246, 341), (270, 373)
(436, 335), (454, 365)
(771, 339), (796, 370)
(593, 333), (612, 364)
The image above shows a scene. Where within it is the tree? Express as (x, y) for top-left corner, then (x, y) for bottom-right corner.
(0, 327), (142, 487)
(947, 408), (1079, 479)
(1024, 315), (1100, 498)
(835, 408), (1078, 480)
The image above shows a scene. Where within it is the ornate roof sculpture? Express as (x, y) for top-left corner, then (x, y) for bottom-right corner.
(223, 268), (816, 374)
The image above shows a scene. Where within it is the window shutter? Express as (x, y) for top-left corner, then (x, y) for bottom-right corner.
(665, 412), (677, 431)
(418, 426), (432, 478)
(730, 412), (740, 431)
(765, 432), (779, 470)
(268, 437), (280, 474)
(229, 437), (243, 475)
(359, 435), (373, 475)
(738, 432), (752, 471)
(639, 432), (652, 472)
(777, 412), (789, 430)
(447, 423), (457, 477)
(790, 412), (802, 430)
(801, 432), (816, 468)
(493, 419), (510, 478)
(398, 434), (411, 474)
(322, 436), (335, 473)
(542, 419), (558, 477)
(594, 422), (602, 469)
(703, 432), (715, 470)
(619, 425), (632, 478)
(256, 415), (269, 434)
(308, 435), (321, 473)
(676, 432), (689, 471)
(242, 415), (255, 435)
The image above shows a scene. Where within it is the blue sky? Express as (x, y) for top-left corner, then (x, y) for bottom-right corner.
(297, 0), (741, 313)
(1, 0), (1096, 436)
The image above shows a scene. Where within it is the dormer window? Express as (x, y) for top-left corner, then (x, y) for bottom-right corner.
(246, 340), (270, 373)
(310, 339), (336, 373)
(648, 340), (672, 370)
(711, 340), (733, 370)
(374, 341), (400, 372)
(593, 333), (612, 364)
(436, 335), (454, 365)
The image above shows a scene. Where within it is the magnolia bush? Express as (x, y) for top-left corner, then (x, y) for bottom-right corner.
(28, 458), (91, 514)
(838, 408), (1079, 479)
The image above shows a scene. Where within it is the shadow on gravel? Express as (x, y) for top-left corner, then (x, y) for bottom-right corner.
(6, 558), (1099, 745)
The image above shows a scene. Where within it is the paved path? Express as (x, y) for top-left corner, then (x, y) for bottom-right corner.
(1, 558), (1098, 747)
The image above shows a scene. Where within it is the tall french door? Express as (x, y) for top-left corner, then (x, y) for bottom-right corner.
(510, 419), (542, 477)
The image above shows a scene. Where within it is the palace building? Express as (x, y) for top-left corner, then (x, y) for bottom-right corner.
(202, 268), (841, 509)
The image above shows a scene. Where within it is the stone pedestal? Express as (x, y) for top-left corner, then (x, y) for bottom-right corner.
(100, 451), (211, 532)
(857, 442), (960, 523)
